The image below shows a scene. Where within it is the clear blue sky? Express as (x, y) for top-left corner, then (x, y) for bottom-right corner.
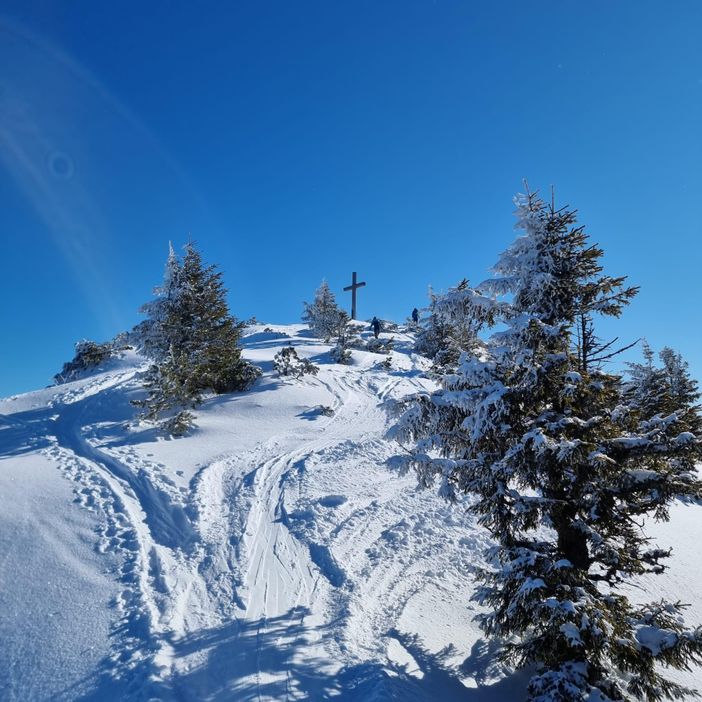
(1, 1), (701, 396)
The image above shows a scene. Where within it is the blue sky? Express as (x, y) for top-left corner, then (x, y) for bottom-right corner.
(1, 1), (701, 396)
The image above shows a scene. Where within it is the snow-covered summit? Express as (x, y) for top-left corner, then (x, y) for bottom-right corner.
(0, 324), (699, 700)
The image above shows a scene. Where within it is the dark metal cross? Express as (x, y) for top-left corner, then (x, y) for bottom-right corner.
(343, 271), (366, 320)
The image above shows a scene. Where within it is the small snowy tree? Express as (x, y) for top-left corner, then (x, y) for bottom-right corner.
(302, 280), (345, 341)
(392, 188), (702, 701)
(177, 243), (260, 394)
(133, 242), (260, 433)
(329, 342), (351, 364)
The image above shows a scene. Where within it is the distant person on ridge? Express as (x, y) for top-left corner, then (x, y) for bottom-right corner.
(411, 308), (419, 325)
(370, 317), (381, 339)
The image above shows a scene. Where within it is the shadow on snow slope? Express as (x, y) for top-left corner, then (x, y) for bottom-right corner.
(66, 606), (527, 702)
(0, 382), (197, 551)
(0, 405), (55, 457)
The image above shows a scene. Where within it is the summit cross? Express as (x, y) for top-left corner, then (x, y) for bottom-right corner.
(343, 271), (366, 320)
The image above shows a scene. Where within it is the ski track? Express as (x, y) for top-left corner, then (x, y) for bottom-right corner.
(37, 339), (472, 699)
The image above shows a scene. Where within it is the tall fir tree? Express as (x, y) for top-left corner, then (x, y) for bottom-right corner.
(302, 280), (345, 341)
(176, 243), (259, 395)
(392, 189), (702, 701)
(134, 242), (260, 433)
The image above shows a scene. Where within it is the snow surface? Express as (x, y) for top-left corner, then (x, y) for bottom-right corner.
(0, 324), (699, 700)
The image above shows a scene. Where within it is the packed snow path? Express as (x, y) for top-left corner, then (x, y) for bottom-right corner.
(1, 325), (700, 700)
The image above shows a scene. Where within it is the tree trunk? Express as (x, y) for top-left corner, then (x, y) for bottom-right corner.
(556, 518), (589, 571)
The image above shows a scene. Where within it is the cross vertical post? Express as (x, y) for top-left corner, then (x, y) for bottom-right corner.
(343, 271), (366, 320)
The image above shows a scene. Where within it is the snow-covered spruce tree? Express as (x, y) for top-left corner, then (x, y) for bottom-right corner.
(133, 242), (260, 433)
(391, 190), (702, 701)
(177, 243), (260, 394)
(302, 280), (345, 341)
(435, 279), (497, 371)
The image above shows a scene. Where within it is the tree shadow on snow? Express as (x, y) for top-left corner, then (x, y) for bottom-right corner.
(0, 387), (198, 552)
(0, 383), (140, 460)
(0, 406), (54, 457)
(296, 406), (332, 421)
(67, 607), (528, 702)
(241, 337), (324, 352)
(197, 378), (286, 412)
(387, 367), (426, 379)
(241, 331), (293, 345)
(386, 629), (530, 701)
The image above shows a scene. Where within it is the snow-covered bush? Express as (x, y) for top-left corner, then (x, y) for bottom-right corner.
(329, 316), (359, 365)
(54, 340), (116, 384)
(366, 336), (394, 354)
(160, 409), (196, 436)
(273, 346), (319, 378)
(376, 356), (392, 371)
(329, 341), (352, 365)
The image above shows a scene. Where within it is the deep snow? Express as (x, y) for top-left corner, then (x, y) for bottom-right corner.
(0, 324), (699, 700)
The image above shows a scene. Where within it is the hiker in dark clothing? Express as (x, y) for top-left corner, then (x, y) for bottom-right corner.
(411, 308), (419, 324)
(370, 317), (381, 339)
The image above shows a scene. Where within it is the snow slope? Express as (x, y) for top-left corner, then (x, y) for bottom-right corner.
(0, 324), (699, 701)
